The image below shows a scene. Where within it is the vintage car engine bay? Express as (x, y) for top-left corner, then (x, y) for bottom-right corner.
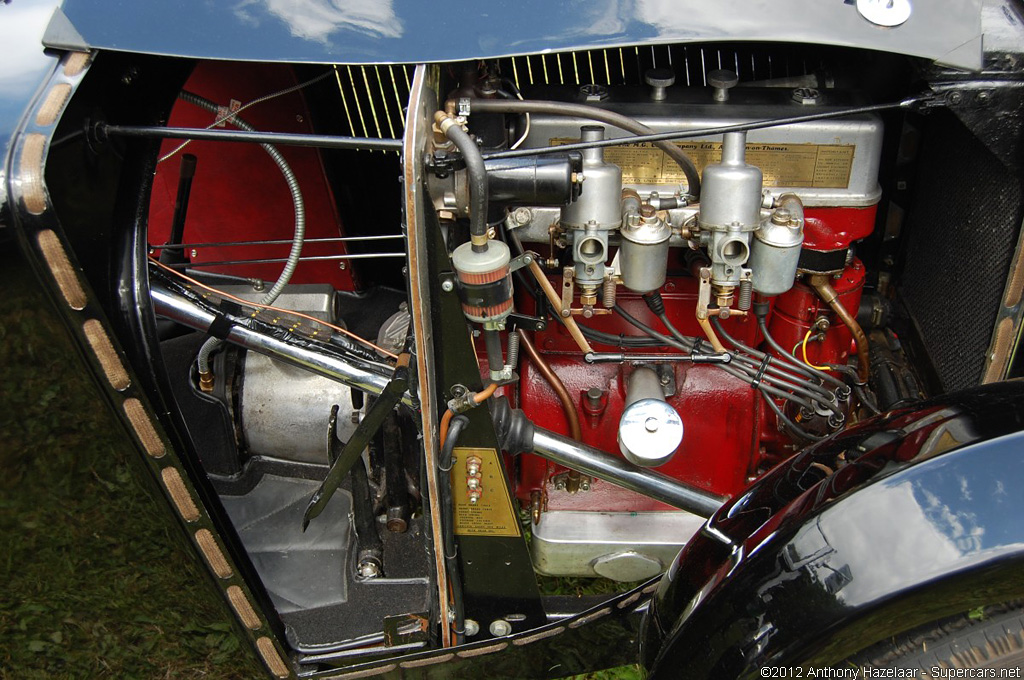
(20, 8), (1024, 674)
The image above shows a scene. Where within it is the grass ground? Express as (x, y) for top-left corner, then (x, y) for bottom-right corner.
(0, 245), (640, 678)
(0, 246), (265, 678)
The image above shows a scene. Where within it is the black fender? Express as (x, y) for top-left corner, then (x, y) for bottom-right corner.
(643, 380), (1024, 678)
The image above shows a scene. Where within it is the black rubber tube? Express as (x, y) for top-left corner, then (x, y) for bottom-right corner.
(468, 98), (701, 199)
(712, 318), (842, 418)
(443, 122), (489, 251)
(755, 315), (845, 390)
(483, 329), (504, 373)
(438, 415), (470, 643)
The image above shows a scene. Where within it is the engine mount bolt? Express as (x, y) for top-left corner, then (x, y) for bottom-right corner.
(386, 509), (408, 533)
(489, 619), (512, 637)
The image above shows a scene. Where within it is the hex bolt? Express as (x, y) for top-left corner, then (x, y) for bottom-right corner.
(644, 68), (676, 101)
(708, 69), (738, 102)
(464, 619), (480, 637)
(792, 87), (821, 105)
(489, 619), (512, 637)
(580, 84), (608, 101)
(771, 208), (793, 226)
(441, 279), (455, 293)
(513, 207), (532, 226)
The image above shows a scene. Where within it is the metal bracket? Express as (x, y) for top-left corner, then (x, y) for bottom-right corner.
(655, 363), (677, 398)
(508, 251), (535, 274)
(506, 312), (546, 332)
(424, 150), (465, 179)
(383, 612), (431, 647)
(697, 267), (712, 321)
(561, 267), (574, 318)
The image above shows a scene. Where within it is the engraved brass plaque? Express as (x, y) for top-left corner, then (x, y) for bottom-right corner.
(450, 447), (521, 537)
(551, 138), (855, 189)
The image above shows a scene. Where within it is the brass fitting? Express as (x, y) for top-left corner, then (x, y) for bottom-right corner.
(712, 283), (735, 309)
(198, 370), (215, 393)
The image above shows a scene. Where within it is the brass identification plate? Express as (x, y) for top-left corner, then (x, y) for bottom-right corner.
(550, 139), (855, 189)
(450, 447), (521, 537)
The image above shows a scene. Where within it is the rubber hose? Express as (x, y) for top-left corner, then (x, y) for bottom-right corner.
(438, 414), (469, 643)
(439, 116), (489, 251)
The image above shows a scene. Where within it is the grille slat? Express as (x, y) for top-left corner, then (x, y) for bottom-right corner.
(331, 64), (411, 152)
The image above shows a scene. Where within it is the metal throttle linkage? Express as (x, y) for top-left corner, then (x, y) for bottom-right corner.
(302, 349), (412, 530)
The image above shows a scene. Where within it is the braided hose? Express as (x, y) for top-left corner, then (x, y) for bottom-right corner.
(180, 91), (306, 376)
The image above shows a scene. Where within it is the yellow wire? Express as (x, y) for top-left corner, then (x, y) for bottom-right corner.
(801, 329), (831, 370)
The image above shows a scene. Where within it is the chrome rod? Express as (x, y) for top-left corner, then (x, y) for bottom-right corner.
(150, 281), (415, 407)
(531, 427), (726, 517)
(153, 234), (405, 250)
(100, 123), (403, 152)
(166, 253), (405, 268)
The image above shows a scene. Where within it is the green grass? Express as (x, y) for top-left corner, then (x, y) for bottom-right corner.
(0, 247), (263, 678)
(0, 245), (641, 678)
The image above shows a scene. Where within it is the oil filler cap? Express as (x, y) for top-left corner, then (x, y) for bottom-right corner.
(617, 398), (683, 467)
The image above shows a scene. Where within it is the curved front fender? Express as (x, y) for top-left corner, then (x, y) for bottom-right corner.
(644, 380), (1024, 678)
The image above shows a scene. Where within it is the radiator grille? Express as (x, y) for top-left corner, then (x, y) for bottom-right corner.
(901, 110), (1024, 391)
(331, 64), (413, 146)
(501, 43), (835, 89)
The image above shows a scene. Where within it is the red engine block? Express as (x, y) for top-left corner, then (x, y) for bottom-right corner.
(513, 205), (874, 513)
